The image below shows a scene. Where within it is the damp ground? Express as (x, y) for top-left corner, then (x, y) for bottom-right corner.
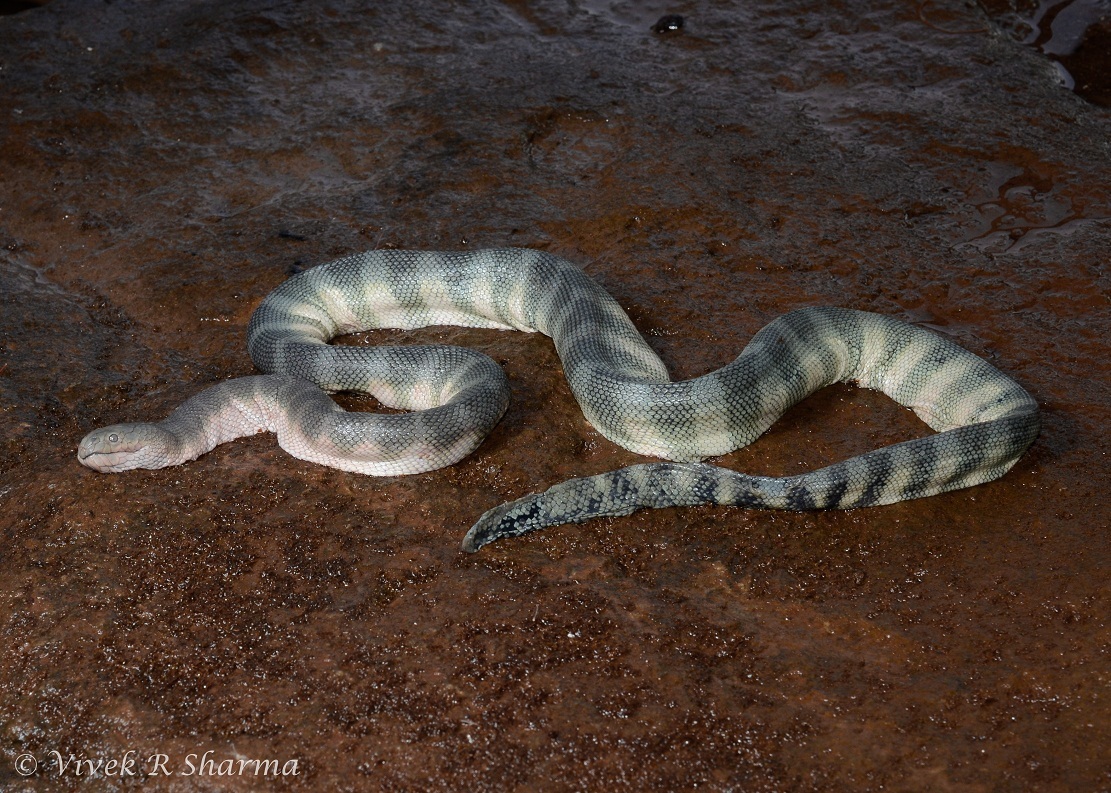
(0, 1), (1108, 791)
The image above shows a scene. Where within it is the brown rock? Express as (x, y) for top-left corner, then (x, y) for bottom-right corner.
(0, 1), (1107, 790)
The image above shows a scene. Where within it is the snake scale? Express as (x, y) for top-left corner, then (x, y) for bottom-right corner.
(78, 248), (1040, 551)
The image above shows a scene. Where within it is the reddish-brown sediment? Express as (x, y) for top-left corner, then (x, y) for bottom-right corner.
(1, 1), (1107, 791)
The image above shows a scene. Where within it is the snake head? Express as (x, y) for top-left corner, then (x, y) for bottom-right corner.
(77, 423), (174, 472)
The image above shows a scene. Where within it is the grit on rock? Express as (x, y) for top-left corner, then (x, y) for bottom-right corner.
(0, 1), (1107, 791)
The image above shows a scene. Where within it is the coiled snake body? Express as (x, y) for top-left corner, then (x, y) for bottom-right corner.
(78, 249), (1040, 551)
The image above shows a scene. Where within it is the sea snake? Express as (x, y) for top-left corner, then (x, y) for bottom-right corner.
(77, 248), (1041, 551)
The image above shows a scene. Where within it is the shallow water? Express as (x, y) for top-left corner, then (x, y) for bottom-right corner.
(981, 0), (1111, 104)
(1, 1), (1108, 790)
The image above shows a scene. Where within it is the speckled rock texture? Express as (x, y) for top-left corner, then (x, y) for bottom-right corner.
(0, 1), (1107, 790)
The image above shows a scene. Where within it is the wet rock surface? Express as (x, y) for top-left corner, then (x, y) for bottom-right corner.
(1, 0), (1107, 790)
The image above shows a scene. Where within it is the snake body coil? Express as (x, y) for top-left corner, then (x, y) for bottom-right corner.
(78, 249), (1040, 550)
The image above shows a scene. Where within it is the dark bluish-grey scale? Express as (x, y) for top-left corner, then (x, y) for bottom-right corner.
(77, 248), (1039, 551)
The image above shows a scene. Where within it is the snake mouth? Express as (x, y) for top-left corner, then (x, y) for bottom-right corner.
(77, 445), (146, 473)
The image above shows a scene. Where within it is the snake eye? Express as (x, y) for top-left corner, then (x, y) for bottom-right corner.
(108, 433), (119, 443)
